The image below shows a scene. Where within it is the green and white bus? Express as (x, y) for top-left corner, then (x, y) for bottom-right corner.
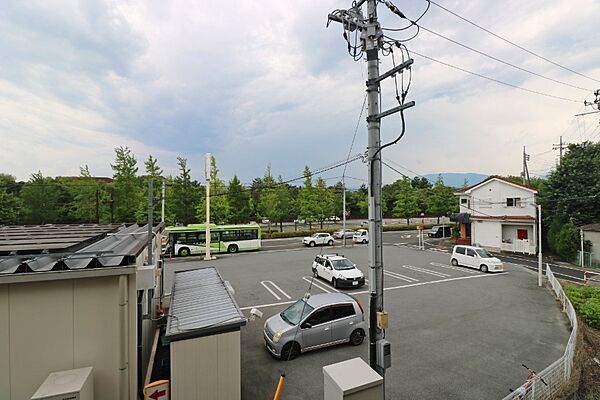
(163, 223), (261, 256)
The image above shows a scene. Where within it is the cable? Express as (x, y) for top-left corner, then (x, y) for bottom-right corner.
(410, 50), (581, 103)
(382, 2), (593, 92)
(428, 0), (600, 85)
(381, 161), (409, 178)
(343, 94), (368, 179)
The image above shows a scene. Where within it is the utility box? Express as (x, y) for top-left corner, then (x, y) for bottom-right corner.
(323, 358), (383, 400)
(31, 366), (93, 400)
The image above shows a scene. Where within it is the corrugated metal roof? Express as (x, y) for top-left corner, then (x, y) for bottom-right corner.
(0, 224), (122, 253)
(0, 224), (162, 275)
(166, 267), (246, 342)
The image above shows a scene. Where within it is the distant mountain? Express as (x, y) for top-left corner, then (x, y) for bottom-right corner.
(423, 173), (488, 188)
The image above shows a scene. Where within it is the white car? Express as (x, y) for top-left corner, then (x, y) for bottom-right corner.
(311, 254), (365, 288)
(450, 245), (504, 273)
(352, 229), (369, 244)
(302, 233), (334, 247)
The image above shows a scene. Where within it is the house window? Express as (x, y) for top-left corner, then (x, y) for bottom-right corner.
(461, 198), (467, 205)
(506, 197), (521, 207)
(461, 198), (470, 208)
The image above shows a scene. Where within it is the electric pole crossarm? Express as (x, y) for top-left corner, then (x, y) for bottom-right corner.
(367, 101), (415, 122)
(368, 59), (414, 85)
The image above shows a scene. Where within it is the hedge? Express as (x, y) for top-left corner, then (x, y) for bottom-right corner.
(261, 223), (445, 239)
(564, 285), (600, 329)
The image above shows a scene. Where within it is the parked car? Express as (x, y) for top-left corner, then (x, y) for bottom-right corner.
(332, 229), (355, 239)
(263, 292), (366, 360)
(302, 233), (334, 247)
(312, 254), (365, 288)
(294, 218), (306, 224)
(327, 216), (341, 222)
(352, 229), (369, 244)
(450, 245), (504, 273)
(262, 219), (270, 224)
(428, 225), (452, 238)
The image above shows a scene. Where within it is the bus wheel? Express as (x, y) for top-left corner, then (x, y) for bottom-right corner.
(228, 244), (239, 253)
(178, 247), (190, 257)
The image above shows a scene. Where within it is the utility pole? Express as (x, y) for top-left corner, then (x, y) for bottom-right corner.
(95, 188), (100, 224)
(161, 180), (166, 223)
(329, 0), (415, 383)
(538, 205), (542, 287)
(342, 178), (347, 247)
(522, 146), (530, 185)
(204, 154), (215, 261)
(147, 179), (154, 266)
(552, 136), (564, 161)
(581, 229), (585, 268)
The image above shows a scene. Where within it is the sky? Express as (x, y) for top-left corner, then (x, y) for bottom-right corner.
(1, 0), (599, 185)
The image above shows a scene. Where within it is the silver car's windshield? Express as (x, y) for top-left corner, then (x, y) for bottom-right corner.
(280, 299), (314, 325)
(333, 259), (355, 270)
(475, 249), (493, 258)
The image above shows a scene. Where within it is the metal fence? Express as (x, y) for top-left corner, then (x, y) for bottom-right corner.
(501, 265), (578, 400)
(577, 250), (600, 268)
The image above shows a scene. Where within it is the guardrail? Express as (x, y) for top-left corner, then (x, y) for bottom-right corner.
(501, 265), (577, 400)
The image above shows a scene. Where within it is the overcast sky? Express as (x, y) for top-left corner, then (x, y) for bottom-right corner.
(1, 0), (599, 185)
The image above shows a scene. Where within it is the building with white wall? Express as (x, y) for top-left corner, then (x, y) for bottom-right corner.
(580, 223), (600, 266)
(0, 223), (162, 400)
(451, 177), (538, 254)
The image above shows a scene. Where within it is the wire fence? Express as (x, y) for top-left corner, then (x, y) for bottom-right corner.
(577, 251), (600, 269)
(501, 265), (577, 400)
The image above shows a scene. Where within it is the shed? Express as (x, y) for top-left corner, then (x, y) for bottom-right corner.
(580, 223), (600, 266)
(166, 267), (246, 400)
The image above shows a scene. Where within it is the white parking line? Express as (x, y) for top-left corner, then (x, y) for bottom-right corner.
(260, 281), (292, 300)
(430, 262), (478, 274)
(302, 276), (334, 293)
(401, 264), (450, 278)
(384, 270), (419, 283)
(241, 273), (508, 311)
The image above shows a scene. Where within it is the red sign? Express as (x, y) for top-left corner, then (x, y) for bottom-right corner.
(144, 380), (169, 400)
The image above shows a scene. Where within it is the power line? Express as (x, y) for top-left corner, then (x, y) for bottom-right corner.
(381, 161), (409, 178)
(383, 157), (430, 180)
(428, 0), (600, 85)
(414, 25), (592, 92)
(410, 50), (581, 103)
(343, 94), (368, 178)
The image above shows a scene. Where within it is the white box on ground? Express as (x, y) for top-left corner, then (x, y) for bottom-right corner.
(31, 366), (93, 400)
(323, 358), (383, 400)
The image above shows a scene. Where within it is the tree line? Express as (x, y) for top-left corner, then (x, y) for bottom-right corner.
(0, 146), (458, 229)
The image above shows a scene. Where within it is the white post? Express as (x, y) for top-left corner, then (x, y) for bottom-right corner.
(161, 180), (165, 223)
(538, 205), (542, 287)
(580, 229), (584, 268)
(204, 153), (214, 261)
(342, 178), (347, 248)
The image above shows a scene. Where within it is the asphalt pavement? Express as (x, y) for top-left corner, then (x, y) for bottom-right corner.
(163, 244), (571, 399)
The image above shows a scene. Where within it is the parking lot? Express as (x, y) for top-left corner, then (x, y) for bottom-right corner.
(164, 244), (571, 400)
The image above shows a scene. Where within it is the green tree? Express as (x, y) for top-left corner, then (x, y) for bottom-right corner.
(298, 166), (318, 230)
(20, 171), (61, 224)
(0, 174), (22, 224)
(540, 142), (600, 226)
(136, 155), (163, 223)
(196, 156), (230, 224)
(64, 166), (104, 223)
(111, 146), (141, 222)
(428, 174), (458, 223)
(393, 177), (419, 224)
(228, 175), (251, 224)
(314, 177), (333, 229)
(274, 176), (293, 231)
(171, 157), (200, 225)
(258, 166), (277, 233)
(555, 220), (580, 261)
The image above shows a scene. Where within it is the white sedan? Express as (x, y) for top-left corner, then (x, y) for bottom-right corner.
(302, 233), (335, 247)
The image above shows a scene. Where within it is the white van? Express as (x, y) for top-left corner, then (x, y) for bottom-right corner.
(450, 245), (503, 273)
(352, 229), (369, 244)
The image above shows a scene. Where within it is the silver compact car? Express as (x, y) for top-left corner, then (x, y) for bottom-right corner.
(263, 292), (366, 360)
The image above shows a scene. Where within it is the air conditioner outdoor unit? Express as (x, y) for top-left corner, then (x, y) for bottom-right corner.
(31, 366), (93, 400)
